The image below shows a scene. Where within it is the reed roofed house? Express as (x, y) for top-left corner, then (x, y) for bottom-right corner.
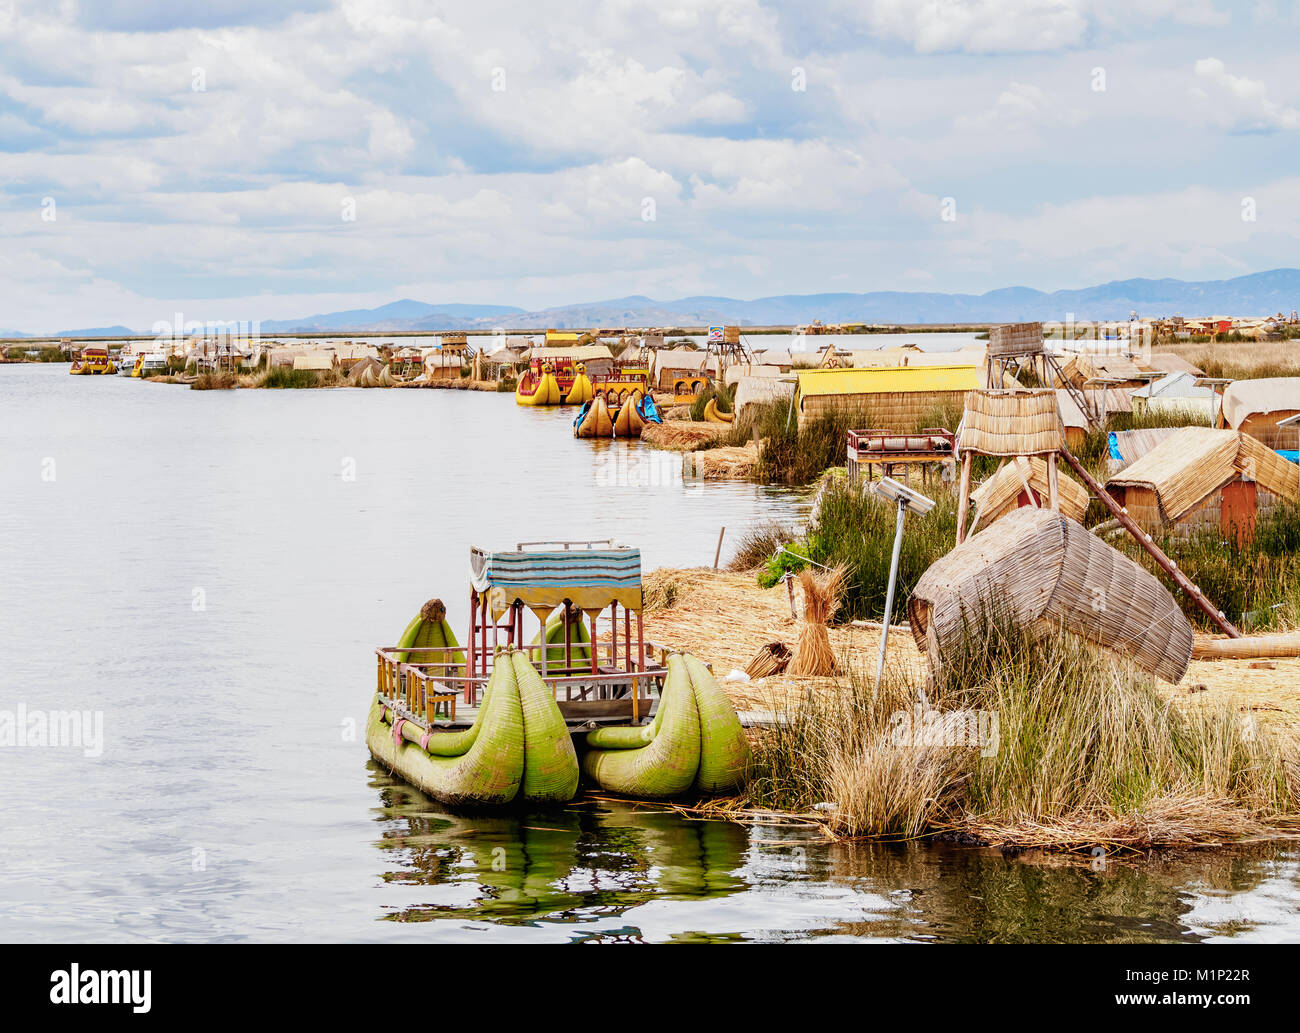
(792, 363), (979, 429)
(1105, 427), (1298, 543)
(1130, 371), (1220, 420)
(1217, 378), (1300, 451)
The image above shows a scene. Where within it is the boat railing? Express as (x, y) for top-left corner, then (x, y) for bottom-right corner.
(374, 641), (671, 726)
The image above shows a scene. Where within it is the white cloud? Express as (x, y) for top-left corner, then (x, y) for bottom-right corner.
(1192, 57), (1299, 131)
(0, 0), (1294, 331)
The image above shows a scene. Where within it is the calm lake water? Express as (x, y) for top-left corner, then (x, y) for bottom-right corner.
(2, 363), (1298, 943)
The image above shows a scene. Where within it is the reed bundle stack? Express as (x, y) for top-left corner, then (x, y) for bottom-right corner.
(641, 420), (728, 451)
(788, 565), (848, 677)
(686, 444), (759, 480)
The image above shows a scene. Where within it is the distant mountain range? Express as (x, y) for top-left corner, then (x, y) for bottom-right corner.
(12, 269), (1300, 336)
(249, 269), (1300, 331)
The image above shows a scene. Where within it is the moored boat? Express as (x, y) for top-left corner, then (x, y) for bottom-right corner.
(70, 347), (117, 375)
(573, 395), (614, 437)
(368, 541), (750, 808)
(612, 395), (645, 437)
(516, 363), (563, 405)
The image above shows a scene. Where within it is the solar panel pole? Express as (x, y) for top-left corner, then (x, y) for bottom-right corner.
(876, 498), (907, 688)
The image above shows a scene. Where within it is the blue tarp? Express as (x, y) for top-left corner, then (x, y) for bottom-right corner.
(1107, 432), (1123, 461)
(1279, 450), (1299, 464)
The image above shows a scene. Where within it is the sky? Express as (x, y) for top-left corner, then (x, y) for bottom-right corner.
(1, 0), (1299, 332)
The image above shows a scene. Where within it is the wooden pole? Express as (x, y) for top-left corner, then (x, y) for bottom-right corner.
(713, 526), (726, 569)
(955, 452), (973, 544)
(1059, 446), (1241, 637)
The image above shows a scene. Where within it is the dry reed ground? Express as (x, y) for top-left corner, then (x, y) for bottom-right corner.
(641, 420), (729, 450)
(644, 567), (1300, 736)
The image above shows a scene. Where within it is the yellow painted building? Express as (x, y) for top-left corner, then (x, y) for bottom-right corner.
(793, 364), (979, 429)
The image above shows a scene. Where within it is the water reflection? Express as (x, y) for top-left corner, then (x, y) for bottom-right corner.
(371, 760), (1300, 943)
(370, 764), (748, 934)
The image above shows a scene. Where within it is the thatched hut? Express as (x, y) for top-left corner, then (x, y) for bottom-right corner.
(1106, 427), (1180, 473)
(732, 375), (794, 417)
(1054, 389), (1090, 450)
(907, 507), (1194, 683)
(1106, 427), (1298, 540)
(970, 456), (1090, 528)
(292, 352), (335, 371)
(793, 364), (978, 429)
(1058, 353), (1147, 391)
(1130, 371), (1218, 420)
(1217, 378), (1300, 450)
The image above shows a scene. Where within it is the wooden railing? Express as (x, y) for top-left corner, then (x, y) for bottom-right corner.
(374, 640), (671, 728)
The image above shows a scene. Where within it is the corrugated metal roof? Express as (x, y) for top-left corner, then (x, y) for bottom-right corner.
(796, 364), (978, 397)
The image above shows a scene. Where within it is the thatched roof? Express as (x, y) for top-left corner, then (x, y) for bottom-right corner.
(907, 507), (1194, 683)
(1107, 427), (1180, 471)
(1107, 427), (1299, 521)
(957, 389), (1064, 456)
(1139, 353), (1205, 377)
(970, 456), (1090, 526)
(656, 348), (717, 373)
(1220, 378), (1300, 429)
(1061, 353), (1147, 384)
(524, 344), (612, 362)
(733, 376), (794, 415)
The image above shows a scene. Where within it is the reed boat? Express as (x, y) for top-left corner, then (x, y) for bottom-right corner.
(368, 541), (750, 807)
(703, 397), (734, 424)
(70, 347), (116, 375)
(573, 395), (614, 437)
(515, 362), (562, 405)
(564, 363), (594, 404)
(590, 363), (650, 408)
(612, 395), (645, 437)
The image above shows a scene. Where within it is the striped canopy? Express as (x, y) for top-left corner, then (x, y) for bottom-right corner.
(470, 545), (642, 618)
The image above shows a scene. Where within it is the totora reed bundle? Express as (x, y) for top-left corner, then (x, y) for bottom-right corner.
(789, 565), (848, 676)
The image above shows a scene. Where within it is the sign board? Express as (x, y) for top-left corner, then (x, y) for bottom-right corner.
(707, 326), (724, 343)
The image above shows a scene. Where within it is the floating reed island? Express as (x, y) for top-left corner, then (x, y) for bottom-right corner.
(630, 325), (1300, 852)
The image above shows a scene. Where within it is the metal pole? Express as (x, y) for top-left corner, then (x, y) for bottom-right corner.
(875, 499), (907, 686)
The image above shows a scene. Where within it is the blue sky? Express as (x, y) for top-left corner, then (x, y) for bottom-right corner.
(1, 0), (1298, 331)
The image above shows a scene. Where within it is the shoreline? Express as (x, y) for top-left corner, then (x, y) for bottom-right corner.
(644, 566), (1300, 852)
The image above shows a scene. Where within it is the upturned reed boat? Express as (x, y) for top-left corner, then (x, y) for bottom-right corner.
(368, 541), (750, 806)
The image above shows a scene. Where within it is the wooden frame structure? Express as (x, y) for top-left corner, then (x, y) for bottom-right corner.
(955, 389), (1065, 545)
(985, 321), (1101, 427)
(375, 540), (671, 732)
(846, 427), (955, 486)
